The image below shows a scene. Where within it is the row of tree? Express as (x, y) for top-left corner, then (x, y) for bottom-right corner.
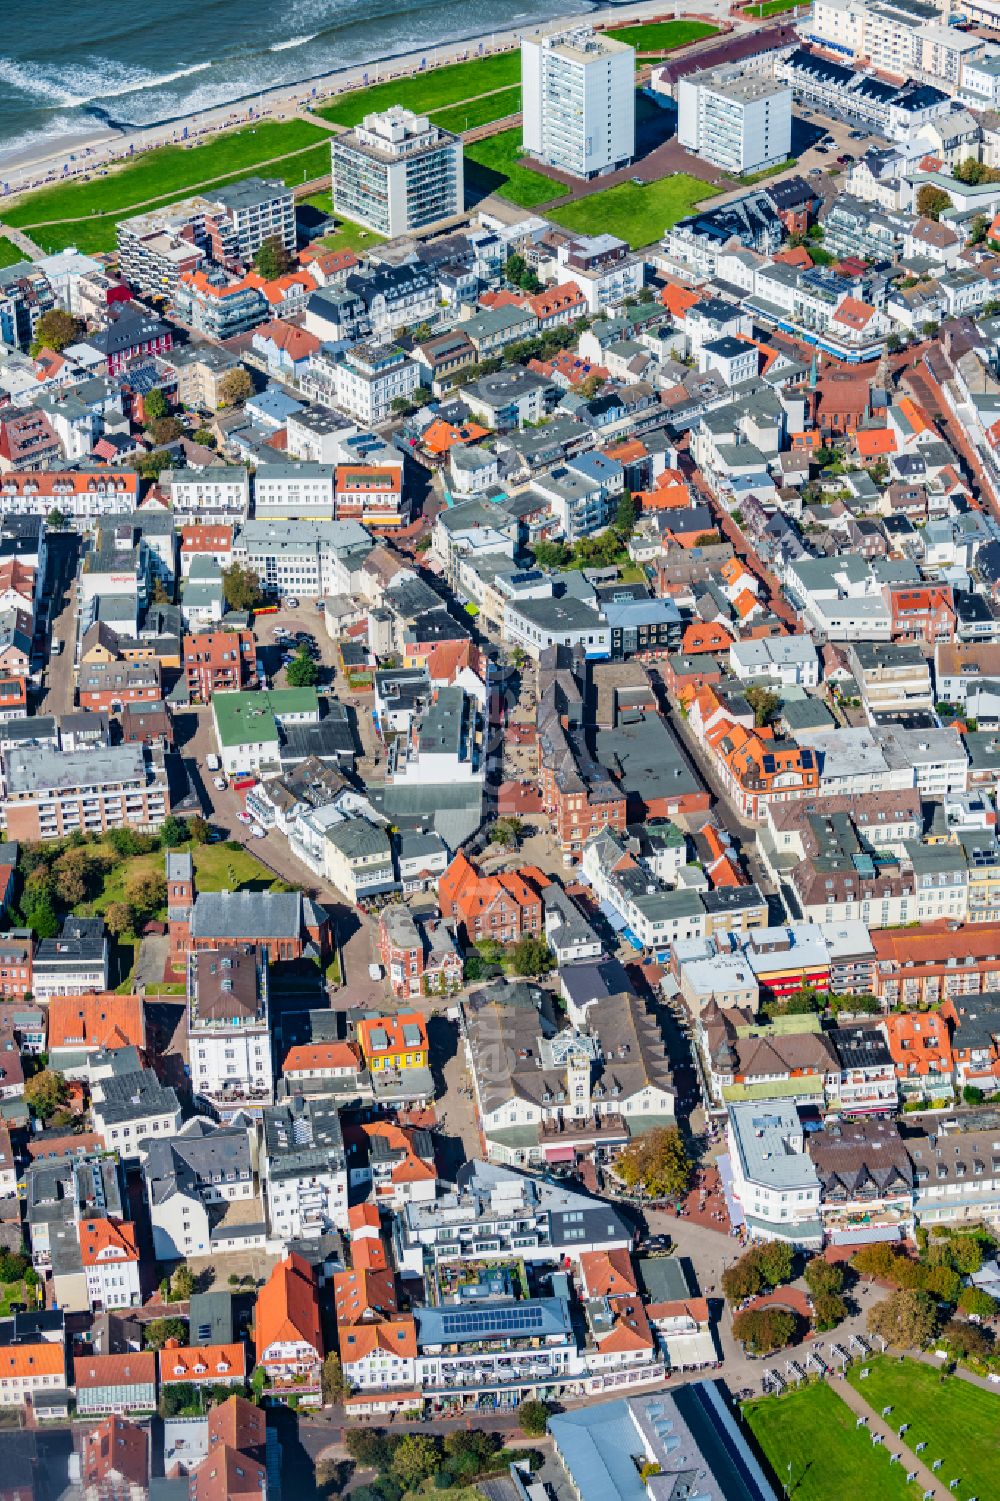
(342, 1418), (545, 1501)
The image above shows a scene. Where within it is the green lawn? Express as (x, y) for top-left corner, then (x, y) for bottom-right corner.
(302, 191), (388, 254)
(846, 1357), (1000, 1501)
(464, 129), (560, 209)
(547, 172), (718, 249)
(606, 20), (718, 51)
(432, 86), (522, 134)
(4, 122), (331, 255)
(743, 1383), (921, 1501)
(0, 237), (28, 268)
(745, 0), (808, 15)
(317, 53), (521, 129)
(0, 1281), (31, 1316)
(78, 839), (282, 920)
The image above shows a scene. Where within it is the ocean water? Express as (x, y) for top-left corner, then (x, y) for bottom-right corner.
(0, 0), (589, 160)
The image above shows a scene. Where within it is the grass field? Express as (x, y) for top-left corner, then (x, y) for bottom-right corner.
(547, 172), (717, 249)
(464, 129), (560, 209)
(606, 20), (718, 51)
(317, 53), (521, 129)
(302, 192), (387, 254)
(743, 1384), (921, 1501)
(0, 1281), (33, 1317)
(3, 121), (331, 255)
(432, 86), (522, 134)
(78, 839), (282, 921)
(745, 0), (807, 15)
(0, 237), (28, 268)
(846, 1357), (1000, 1500)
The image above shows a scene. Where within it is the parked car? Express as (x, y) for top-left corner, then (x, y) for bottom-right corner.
(316, 600), (326, 611)
(237, 811), (252, 824)
(250, 824), (266, 839)
(206, 753), (221, 772)
(284, 597), (299, 609)
(213, 776), (227, 791)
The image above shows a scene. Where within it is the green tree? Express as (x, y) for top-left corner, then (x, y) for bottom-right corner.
(254, 235), (294, 279)
(286, 645), (319, 687)
(189, 817), (212, 845)
(917, 184), (951, 221)
(532, 540), (572, 569)
(322, 1351), (351, 1403)
(391, 1434), (442, 1490)
(509, 935), (554, 977)
(886, 332), (902, 353)
(722, 1253), (765, 1304)
(812, 1292), (848, 1331)
(755, 1240), (795, 1289)
(950, 1236), (985, 1276)
(958, 1285), (998, 1319)
(143, 1316), (188, 1349)
(804, 1258), (845, 1299)
(222, 563), (264, 612)
(940, 1316), (993, 1360)
(867, 1289), (938, 1349)
(21, 888), (59, 939)
(744, 684), (781, 728)
(24, 1069), (69, 1122)
(732, 1306), (798, 1355)
(615, 1126), (692, 1201)
(104, 902), (136, 940)
(30, 308), (82, 357)
(852, 1242), (902, 1280)
(963, 1084), (985, 1106)
(923, 1262), (962, 1303)
(53, 847), (96, 907)
(489, 817), (524, 849)
(126, 869), (167, 924)
(158, 815), (187, 848)
(193, 427), (217, 448)
(970, 214), (990, 246)
(578, 372), (605, 398)
(143, 388), (169, 425)
(148, 415), (184, 446)
(505, 253), (540, 294)
(170, 1265), (195, 1301)
(344, 1428), (398, 1470)
(517, 1399), (551, 1437)
(46, 507), (67, 530)
(218, 367), (253, 408)
(615, 490), (638, 538)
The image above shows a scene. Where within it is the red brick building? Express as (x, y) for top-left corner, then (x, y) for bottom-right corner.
(183, 629), (256, 703)
(884, 582), (956, 645)
(438, 853), (549, 945)
(78, 660), (161, 714)
(377, 906), (463, 998)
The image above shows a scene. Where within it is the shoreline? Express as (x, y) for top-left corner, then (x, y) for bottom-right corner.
(0, 0), (706, 199)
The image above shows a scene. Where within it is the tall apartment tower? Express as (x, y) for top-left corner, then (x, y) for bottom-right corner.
(331, 107), (463, 239)
(521, 25), (636, 180)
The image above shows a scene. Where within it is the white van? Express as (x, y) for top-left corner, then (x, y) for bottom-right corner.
(206, 753), (221, 773)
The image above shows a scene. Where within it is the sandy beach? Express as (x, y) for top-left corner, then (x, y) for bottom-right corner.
(0, 0), (720, 199)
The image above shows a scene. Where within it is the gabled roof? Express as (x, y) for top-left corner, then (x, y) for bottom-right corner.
(159, 1343), (246, 1384)
(254, 1252), (322, 1360)
(579, 1247), (638, 1299)
(47, 993), (145, 1053)
(79, 1218), (139, 1266)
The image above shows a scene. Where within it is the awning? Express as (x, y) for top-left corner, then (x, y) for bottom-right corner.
(544, 1145), (577, 1163)
(717, 1153), (745, 1229)
(622, 927), (644, 951)
(599, 899), (627, 933)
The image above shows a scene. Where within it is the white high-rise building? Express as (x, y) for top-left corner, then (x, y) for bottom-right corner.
(522, 25), (635, 179)
(678, 67), (792, 176)
(331, 106), (463, 238)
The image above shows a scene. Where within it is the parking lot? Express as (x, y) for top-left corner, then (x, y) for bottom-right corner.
(794, 109), (878, 182)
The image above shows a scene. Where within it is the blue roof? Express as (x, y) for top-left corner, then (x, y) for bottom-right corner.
(550, 1401), (642, 1501)
(415, 1297), (571, 1347)
(246, 387), (304, 421)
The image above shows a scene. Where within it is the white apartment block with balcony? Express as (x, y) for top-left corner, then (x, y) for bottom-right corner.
(726, 1101), (823, 1249)
(678, 67), (792, 176)
(187, 946), (273, 1122)
(522, 26), (635, 179)
(262, 1097), (349, 1242)
(332, 107), (463, 238)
